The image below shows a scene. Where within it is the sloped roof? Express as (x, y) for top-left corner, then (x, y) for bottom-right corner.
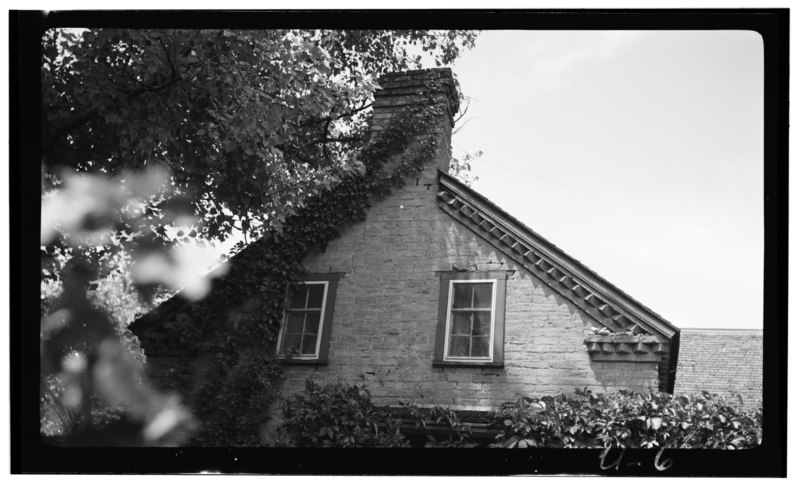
(132, 170), (681, 371)
(437, 171), (679, 340)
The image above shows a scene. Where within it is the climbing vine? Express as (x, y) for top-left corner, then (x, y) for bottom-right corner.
(162, 94), (449, 446)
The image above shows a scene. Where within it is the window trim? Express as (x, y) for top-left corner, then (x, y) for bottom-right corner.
(434, 271), (508, 368)
(442, 278), (497, 363)
(275, 273), (339, 364)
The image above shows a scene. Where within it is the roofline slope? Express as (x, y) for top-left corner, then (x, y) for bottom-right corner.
(130, 171), (680, 341)
(437, 170), (680, 340)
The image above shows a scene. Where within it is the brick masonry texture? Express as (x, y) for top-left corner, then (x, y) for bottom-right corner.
(282, 179), (661, 410)
(275, 69), (661, 411)
(280, 173), (660, 410)
(133, 70), (668, 420)
(674, 329), (762, 410)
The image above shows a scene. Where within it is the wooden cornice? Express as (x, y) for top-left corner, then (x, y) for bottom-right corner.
(436, 171), (680, 343)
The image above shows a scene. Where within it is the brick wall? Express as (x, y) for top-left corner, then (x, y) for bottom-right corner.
(275, 68), (661, 411)
(674, 329), (762, 409)
(281, 175), (661, 410)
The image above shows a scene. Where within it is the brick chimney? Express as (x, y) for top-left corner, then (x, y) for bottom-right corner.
(370, 68), (460, 181)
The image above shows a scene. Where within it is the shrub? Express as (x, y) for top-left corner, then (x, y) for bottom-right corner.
(404, 403), (478, 448)
(276, 380), (410, 447)
(490, 389), (762, 449)
(276, 382), (761, 449)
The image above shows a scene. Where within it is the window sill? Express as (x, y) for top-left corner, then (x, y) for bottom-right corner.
(433, 360), (504, 369)
(277, 357), (328, 366)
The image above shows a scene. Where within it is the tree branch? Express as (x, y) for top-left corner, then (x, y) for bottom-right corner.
(313, 135), (364, 145)
(42, 106), (100, 151)
(332, 100), (373, 121)
(299, 100), (373, 128)
(158, 38), (178, 80)
(452, 96), (473, 135)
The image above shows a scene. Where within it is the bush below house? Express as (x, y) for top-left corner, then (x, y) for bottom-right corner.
(275, 380), (479, 447)
(276, 380), (410, 447)
(275, 381), (762, 449)
(490, 389), (762, 449)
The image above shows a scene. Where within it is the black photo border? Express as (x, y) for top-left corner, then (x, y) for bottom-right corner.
(10, 8), (788, 476)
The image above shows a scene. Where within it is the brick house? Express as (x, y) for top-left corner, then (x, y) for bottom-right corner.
(130, 68), (682, 418)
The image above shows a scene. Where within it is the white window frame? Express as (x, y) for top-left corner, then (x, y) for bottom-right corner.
(276, 280), (329, 360)
(442, 278), (498, 363)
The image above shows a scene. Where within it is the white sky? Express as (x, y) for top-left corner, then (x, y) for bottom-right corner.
(23, 26), (766, 333)
(208, 30), (765, 332)
(448, 30), (764, 330)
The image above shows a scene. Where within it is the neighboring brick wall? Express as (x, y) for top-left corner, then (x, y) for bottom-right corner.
(674, 329), (762, 410)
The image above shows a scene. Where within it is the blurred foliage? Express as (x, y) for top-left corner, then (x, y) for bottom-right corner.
(40, 28), (478, 446)
(40, 265), (151, 437)
(489, 389), (762, 449)
(39, 257), (197, 446)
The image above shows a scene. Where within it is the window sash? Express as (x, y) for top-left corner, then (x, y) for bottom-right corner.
(278, 281), (329, 359)
(443, 279), (497, 362)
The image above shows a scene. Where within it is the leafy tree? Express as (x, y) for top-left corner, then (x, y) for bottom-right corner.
(42, 29), (477, 272)
(40, 28), (478, 445)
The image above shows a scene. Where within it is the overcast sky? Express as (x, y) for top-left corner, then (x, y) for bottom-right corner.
(447, 30), (764, 330)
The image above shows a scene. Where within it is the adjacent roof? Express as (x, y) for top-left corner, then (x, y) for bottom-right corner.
(436, 171), (681, 391)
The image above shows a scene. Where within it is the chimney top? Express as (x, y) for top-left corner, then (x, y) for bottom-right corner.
(368, 68), (459, 178)
(373, 68), (460, 124)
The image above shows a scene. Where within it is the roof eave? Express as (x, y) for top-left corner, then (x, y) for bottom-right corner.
(437, 170), (680, 340)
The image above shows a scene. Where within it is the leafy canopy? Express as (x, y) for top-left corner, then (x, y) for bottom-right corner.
(39, 29), (478, 446)
(42, 29), (478, 264)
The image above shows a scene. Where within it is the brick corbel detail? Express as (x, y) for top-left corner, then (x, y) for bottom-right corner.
(583, 334), (666, 362)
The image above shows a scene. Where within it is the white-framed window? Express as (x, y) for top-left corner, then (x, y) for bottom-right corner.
(276, 274), (339, 363)
(434, 271), (507, 367)
(443, 279), (497, 361)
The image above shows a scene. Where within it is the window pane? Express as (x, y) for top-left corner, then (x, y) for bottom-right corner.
(304, 312), (321, 335)
(471, 336), (490, 357)
(283, 334), (302, 353)
(472, 312), (491, 336)
(452, 283), (472, 308)
(285, 313), (305, 335)
(307, 284), (325, 308)
(288, 286), (308, 309)
(472, 283), (493, 308)
(448, 335), (470, 357)
(301, 334), (318, 355)
(451, 312), (471, 335)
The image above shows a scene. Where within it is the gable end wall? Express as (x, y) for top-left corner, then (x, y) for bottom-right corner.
(280, 169), (660, 411)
